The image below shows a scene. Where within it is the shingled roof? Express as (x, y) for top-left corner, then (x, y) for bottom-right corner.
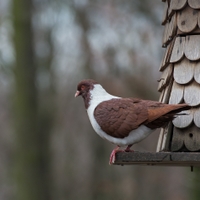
(157, 0), (200, 152)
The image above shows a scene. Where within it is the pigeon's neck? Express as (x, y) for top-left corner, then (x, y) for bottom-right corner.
(86, 84), (120, 109)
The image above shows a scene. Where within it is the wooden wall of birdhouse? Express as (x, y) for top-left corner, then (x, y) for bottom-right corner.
(157, 0), (200, 152)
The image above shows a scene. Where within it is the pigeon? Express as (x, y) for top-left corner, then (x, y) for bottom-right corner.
(75, 79), (190, 164)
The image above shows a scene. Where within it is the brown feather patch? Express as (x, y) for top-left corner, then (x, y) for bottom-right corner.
(94, 98), (149, 138)
(94, 98), (190, 138)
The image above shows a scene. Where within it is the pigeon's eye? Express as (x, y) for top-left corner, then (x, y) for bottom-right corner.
(81, 85), (85, 90)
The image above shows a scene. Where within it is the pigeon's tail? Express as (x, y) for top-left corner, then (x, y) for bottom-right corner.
(145, 103), (191, 129)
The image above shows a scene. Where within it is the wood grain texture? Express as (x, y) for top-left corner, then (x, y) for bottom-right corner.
(174, 57), (195, 84)
(188, 0), (200, 9)
(171, 126), (200, 151)
(171, 127), (184, 151)
(172, 109), (193, 128)
(194, 61), (200, 83)
(177, 5), (198, 33)
(170, 0), (187, 11)
(193, 108), (200, 127)
(184, 126), (200, 151)
(162, 14), (177, 45)
(198, 10), (200, 28)
(185, 35), (200, 61)
(162, 22), (170, 46)
(169, 81), (184, 104)
(170, 36), (185, 63)
(156, 122), (173, 152)
(160, 39), (175, 70)
(184, 81), (200, 106)
(168, 14), (177, 41)
(158, 79), (173, 103)
(158, 64), (173, 92)
(113, 151), (200, 166)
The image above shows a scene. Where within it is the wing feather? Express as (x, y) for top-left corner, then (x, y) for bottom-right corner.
(94, 98), (148, 138)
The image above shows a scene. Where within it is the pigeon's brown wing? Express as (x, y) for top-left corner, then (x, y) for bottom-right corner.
(94, 98), (149, 138)
(94, 98), (190, 138)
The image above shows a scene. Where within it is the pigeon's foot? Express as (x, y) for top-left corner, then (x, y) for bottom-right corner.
(109, 145), (134, 164)
(109, 146), (122, 165)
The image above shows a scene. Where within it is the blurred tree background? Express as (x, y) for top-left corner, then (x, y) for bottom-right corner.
(0, 0), (196, 199)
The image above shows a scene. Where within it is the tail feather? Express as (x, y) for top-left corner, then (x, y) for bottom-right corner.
(146, 103), (191, 129)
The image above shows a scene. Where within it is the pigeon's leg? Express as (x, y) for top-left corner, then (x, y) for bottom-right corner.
(124, 144), (134, 152)
(109, 146), (123, 165)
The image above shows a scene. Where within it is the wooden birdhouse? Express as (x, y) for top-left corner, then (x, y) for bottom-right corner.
(113, 0), (200, 167)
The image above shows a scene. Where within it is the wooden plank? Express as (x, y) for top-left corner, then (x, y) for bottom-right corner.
(174, 57), (195, 84)
(162, 22), (170, 46)
(188, 0), (200, 9)
(171, 127), (184, 151)
(157, 122), (173, 152)
(157, 64), (173, 92)
(158, 77), (173, 103)
(159, 48), (169, 71)
(194, 61), (200, 84)
(156, 128), (165, 152)
(184, 81), (200, 106)
(198, 10), (200, 28)
(185, 35), (200, 61)
(112, 151), (200, 166)
(169, 81), (184, 104)
(170, 13), (177, 39)
(160, 38), (176, 70)
(170, 36), (185, 63)
(177, 5), (198, 33)
(193, 108), (200, 127)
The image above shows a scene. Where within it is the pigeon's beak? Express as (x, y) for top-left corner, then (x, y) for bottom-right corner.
(75, 91), (80, 97)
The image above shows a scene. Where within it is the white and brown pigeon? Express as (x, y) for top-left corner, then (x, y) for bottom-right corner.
(75, 79), (190, 164)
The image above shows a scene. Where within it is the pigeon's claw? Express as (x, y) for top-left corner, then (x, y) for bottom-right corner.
(109, 145), (134, 164)
(109, 146), (121, 165)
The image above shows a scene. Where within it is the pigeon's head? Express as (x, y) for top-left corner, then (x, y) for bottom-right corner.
(75, 79), (98, 99)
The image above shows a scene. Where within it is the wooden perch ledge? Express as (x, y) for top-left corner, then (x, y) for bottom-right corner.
(112, 151), (200, 167)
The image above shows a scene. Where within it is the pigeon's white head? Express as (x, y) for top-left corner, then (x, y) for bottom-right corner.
(75, 79), (99, 108)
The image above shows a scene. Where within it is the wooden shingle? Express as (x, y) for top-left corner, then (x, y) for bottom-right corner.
(170, 0), (187, 11)
(172, 109), (193, 128)
(170, 37), (185, 63)
(194, 109), (200, 127)
(194, 62), (200, 83)
(177, 5), (198, 33)
(185, 36), (200, 61)
(184, 81), (200, 106)
(173, 58), (195, 84)
(188, 0), (200, 9)
(169, 81), (184, 104)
